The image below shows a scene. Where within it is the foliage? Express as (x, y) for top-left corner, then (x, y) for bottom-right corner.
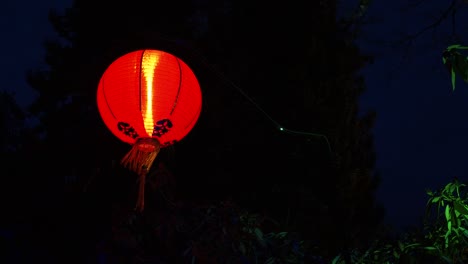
(331, 179), (468, 263)
(111, 199), (327, 264)
(181, 203), (308, 264)
(442, 44), (468, 91)
(110, 179), (468, 263)
(424, 179), (468, 263)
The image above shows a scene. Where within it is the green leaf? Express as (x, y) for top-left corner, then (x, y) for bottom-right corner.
(459, 226), (468, 238)
(451, 208), (458, 228)
(423, 246), (438, 251)
(404, 243), (421, 250)
(445, 204), (451, 222)
(447, 44), (468, 52)
(254, 228), (266, 247)
(276, 232), (288, 239)
(448, 44), (468, 51)
(331, 255), (342, 264)
(441, 256), (453, 263)
(398, 241), (404, 251)
(447, 182), (456, 194)
(447, 44), (463, 51)
(445, 230), (451, 248)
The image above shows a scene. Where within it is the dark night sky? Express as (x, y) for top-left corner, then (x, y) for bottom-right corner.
(1, 0), (468, 231)
(1, 0), (72, 108)
(352, 0), (468, 230)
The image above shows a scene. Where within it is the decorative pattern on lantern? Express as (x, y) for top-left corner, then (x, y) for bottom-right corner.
(97, 49), (202, 211)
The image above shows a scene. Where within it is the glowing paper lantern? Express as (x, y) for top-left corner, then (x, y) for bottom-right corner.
(97, 49), (202, 211)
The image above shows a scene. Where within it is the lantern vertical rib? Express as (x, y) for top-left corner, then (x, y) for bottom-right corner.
(170, 58), (183, 115)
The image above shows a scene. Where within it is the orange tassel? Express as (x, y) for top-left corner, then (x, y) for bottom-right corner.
(121, 138), (161, 212)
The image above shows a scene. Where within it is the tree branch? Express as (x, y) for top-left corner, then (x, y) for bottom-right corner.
(402, 0), (457, 42)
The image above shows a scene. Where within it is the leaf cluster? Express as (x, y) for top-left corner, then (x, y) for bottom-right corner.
(442, 44), (468, 90)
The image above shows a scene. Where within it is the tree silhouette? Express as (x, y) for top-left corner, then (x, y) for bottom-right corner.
(24, 0), (384, 261)
(180, 0), (384, 255)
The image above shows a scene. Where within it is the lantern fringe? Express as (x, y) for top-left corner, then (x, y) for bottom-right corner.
(121, 137), (161, 212)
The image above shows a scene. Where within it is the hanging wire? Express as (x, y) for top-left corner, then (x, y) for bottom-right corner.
(160, 36), (334, 156)
(205, 65), (334, 155)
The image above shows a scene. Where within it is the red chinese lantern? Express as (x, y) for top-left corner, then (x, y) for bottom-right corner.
(97, 49), (202, 211)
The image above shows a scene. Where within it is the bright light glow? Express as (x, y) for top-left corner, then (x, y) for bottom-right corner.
(142, 52), (160, 135)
